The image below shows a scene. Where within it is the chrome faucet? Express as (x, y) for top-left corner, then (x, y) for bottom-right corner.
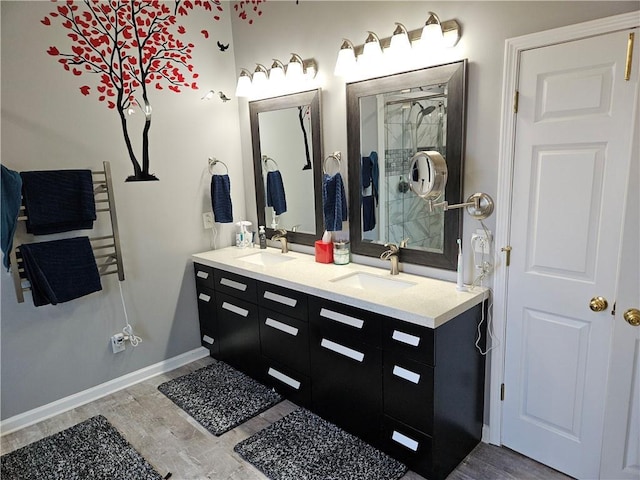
(271, 228), (289, 253)
(380, 239), (408, 276)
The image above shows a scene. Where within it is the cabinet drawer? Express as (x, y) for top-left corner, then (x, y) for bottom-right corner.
(382, 415), (433, 479)
(383, 352), (434, 434)
(259, 308), (310, 375)
(194, 263), (215, 290)
(258, 282), (308, 321)
(383, 319), (434, 366)
(309, 296), (381, 346)
(214, 269), (257, 303)
(196, 286), (219, 357)
(260, 359), (311, 407)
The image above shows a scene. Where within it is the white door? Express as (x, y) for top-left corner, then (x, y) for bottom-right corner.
(600, 103), (640, 480)
(502, 29), (639, 479)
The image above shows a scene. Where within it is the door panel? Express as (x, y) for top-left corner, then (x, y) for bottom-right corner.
(502, 28), (638, 479)
(600, 87), (640, 479)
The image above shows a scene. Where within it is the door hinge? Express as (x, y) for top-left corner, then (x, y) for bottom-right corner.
(625, 32), (635, 81)
(513, 90), (519, 113)
(501, 383), (505, 401)
(501, 245), (512, 267)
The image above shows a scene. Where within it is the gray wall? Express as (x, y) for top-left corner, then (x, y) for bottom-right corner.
(1, 2), (244, 419)
(1, 1), (637, 422)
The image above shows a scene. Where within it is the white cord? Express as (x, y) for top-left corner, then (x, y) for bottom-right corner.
(468, 219), (499, 355)
(118, 281), (142, 347)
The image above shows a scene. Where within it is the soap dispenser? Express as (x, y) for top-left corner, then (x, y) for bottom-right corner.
(258, 226), (267, 249)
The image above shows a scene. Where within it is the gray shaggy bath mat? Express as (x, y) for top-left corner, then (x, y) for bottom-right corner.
(0, 415), (162, 479)
(158, 359), (282, 436)
(234, 408), (407, 480)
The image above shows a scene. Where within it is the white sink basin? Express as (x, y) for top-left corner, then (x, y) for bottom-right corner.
(330, 271), (417, 292)
(238, 251), (294, 266)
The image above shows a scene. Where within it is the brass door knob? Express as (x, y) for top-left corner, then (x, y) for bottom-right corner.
(589, 296), (608, 312)
(623, 308), (640, 327)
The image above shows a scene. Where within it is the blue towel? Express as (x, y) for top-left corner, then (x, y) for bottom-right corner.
(211, 174), (233, 223)
(322, 173), (348, 232)
(20, 169), (96, 235)
(1, 165), (23, 270)
(361, 152), (379, 203)
(19, 237), (102, 307)
(266, 170), (287, 215)
(362, 195), (376, 232)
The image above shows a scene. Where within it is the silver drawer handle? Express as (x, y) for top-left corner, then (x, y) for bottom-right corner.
(196, 271), (210, 279)
(320, 338), (364, 362)
(267, 367), (301, 390)
(220, 277), (248, 292)
(265, 318), (299, 336)
(391, 430), (419, 452)
(222, 301), (249, 317)
(264, 291), (297, 307)
(202, 335), (214, 345)
(198, 293), (211, 302)
(320, 308), (364, 329)
(392, 329), (421, 347)
(392, 365), (421, 384)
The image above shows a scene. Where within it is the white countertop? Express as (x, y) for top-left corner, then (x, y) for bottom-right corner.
(192, 246), (487, 329)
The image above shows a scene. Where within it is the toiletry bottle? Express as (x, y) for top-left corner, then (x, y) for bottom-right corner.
(259, 226), (267, 249)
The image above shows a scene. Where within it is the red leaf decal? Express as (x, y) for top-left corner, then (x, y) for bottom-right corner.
(79, 85), (90, 96)
(72, 68), (82, 76)
(97, 85), (106, 93)
(72, 45), (84, 56)
(47, 46), (59, 56)
(155, 83), (163, 90)
(201, 29), (209, 39)
(41, 17), (51, 26)
(169, 85), (180, 93)
(178, 25), (186, 34)
(214, 15), (220, 21)
(108, 101), (115, 109)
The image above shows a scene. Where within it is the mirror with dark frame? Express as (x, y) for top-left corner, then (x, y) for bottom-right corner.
(347, 60), (467, 270)
(250, 89), (323, 247)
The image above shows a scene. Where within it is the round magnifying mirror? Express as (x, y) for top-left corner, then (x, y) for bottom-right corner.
(408, 151), (448, 200)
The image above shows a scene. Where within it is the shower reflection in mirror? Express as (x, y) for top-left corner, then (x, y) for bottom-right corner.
(363, 83), (449, 253)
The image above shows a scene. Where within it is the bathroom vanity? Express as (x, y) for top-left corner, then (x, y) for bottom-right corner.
(192, 247), (487, 480)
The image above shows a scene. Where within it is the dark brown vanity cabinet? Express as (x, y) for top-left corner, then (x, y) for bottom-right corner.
(257, 283), (312, 407)
(213, 269), (261, 378)
(380, 304), (485, 480)
(193, 262), (485, 480)
(308, 297), (383, 447)
(193, 263), (219, 356)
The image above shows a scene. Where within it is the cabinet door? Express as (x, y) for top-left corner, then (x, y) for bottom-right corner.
(259, 308), (310, 375)
(196, 286), (219, 357)
(216, 292), (260, 377)
(260, 358), (311, 407)
(383, 352), (434, 434)
(309, 328), (382, 445)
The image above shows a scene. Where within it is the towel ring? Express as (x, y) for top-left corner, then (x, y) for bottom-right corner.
(323, 151), (341, 175)
(262, 155), (279, 173)
(208, 157), (228, 175)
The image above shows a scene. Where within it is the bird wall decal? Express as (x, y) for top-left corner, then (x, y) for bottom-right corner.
(217, 41), (229, 51)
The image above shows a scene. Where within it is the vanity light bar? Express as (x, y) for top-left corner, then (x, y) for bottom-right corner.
(334, 12), (461, 78)
(235, 54), (318, 99)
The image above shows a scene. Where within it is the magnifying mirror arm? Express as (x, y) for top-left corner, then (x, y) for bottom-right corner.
(426, 192), (494, 220)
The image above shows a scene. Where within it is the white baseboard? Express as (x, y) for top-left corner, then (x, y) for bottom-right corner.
(1, 347), (210, 436)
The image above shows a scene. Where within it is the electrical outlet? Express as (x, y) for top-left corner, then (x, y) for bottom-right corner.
(471, 229), (492, 254)
(111, 333), (125, 353)
(202, 212), (214, 229)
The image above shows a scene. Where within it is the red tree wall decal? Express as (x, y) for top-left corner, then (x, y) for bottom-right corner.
(43, 0), (265, 181)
